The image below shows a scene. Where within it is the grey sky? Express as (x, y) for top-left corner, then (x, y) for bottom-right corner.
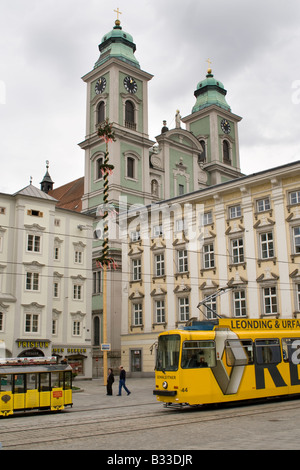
(0, 0), (299, 193)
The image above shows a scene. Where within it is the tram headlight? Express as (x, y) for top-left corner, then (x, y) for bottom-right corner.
(162, 381), (168, 389)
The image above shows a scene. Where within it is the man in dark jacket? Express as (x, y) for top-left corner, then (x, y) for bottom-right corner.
(117, 365), (131, 396)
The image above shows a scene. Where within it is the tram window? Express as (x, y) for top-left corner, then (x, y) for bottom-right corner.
(0, 375), (12, 392)
(225, 340), (253, 367)
(13, 374), (25, 393)
(282, 338), (300, 363)
(39, 372), (51, 391)
(156, 334), (180, 371)
(51, 371), (64, 388)
(181, 341), (216, 369)
(255, 339), (281, 365)
(27, 373), (38, 390)
(64, 371), (72, 390)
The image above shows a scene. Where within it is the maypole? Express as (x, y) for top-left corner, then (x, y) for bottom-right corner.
(96, 119), (115, 385)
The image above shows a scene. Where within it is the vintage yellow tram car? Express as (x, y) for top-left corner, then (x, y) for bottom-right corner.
(0, 357), (73, 417)
(154, 318), (300, 406)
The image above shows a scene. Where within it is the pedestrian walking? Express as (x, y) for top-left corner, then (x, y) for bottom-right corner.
(106, 368), (114, 396)
(117, 365), (131, 396)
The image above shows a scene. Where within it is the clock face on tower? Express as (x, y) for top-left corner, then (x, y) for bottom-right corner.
(220, 119), (231, 134)
(124, 76), (137, 94)
(95, 77), (106, 94)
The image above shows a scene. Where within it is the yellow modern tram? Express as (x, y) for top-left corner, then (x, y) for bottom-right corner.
(0, 357), (73, 417)
(154, 318), (300, 406)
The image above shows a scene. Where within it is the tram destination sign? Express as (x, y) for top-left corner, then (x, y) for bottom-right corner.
(230, 319), (300, 330)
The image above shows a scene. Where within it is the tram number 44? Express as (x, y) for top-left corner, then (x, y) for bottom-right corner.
(180, 388), (188, 392)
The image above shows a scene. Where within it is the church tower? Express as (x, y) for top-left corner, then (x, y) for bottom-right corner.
(182, 65), (243, 185)
(80, 13), (155, 213)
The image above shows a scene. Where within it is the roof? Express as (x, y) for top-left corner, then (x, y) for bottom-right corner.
(192, 70), (231, 113)
(13, 184), (57, 201)
(94, 20), (140, 69)
(48, 177), (84, 212)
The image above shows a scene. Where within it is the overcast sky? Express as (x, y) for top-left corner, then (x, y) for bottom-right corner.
(0, 0), (300, 194)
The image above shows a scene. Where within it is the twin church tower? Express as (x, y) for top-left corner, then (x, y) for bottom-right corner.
(78, 13), (243, 371)
(79, 14), (243, 216)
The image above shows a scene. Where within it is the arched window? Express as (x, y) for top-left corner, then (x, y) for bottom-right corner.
(97, 101), (105, 124)
(199, 140), (206, 164)
(223, 140), (230, 164)
(127, 157), (135, 178)
(93, 316), (100, 346)
(125, 100), (135, 129)
(96, 156), (104, 180)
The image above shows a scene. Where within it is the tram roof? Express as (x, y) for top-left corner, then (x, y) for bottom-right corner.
(184, 318), (300, 332)
(0, 363), (72, 375)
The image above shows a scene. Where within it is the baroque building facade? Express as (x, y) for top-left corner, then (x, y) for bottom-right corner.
(121, 161), (300, 375)
(0, 182), (93, 378)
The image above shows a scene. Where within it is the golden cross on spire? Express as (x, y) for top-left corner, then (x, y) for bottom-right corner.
(206, 58), (212, 73)
(114, 7), (122, 20)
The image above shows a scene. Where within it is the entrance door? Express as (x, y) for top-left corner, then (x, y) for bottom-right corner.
(131, 349), (142, 372)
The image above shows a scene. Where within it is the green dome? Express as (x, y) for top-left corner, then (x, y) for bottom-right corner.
(192, 70), (231, 113)
(94, 20), (140, 69)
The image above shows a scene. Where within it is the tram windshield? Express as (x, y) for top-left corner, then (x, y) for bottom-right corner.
(156, 334), (180, 371)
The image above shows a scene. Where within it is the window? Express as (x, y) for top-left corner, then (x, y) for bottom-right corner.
(282, 338), (300, 363)
(201, 211), (213, 226)
(132, 258), (141, 281)
(297, 284), (300, 311)
(293, 226), (300, 254)
(97, 101), (105, 124)
(203, 294), (217, 319)
(27, 209), (43, 217)
(73, 321), (81, 336)
(181, 340), (216, 369)
(153, 225), (163, 237)
(233, 290), (247, 317)
(133, 303), (143, 326)
(290, 190), (300, 205)
(225, 339), (253, 366)
(130, 230), (140, 242)
(125, 100), (135, 129)
(53, 282), (59, 298)
(0, 311), (4, 332)
(199, 140), (206, 163)
(93, 271), (101, 294)
(26, 272), (39, 291)
(74, 251), (83, 264)
(231, 238), (244, 264)
(260, 232), (274, 259)
(178, 184), (184, 196)
(0, 207), (6, 215)
(257, 197), (270, 213)
(52, 319), (58, 335)
(27, 234), (41, 253)
(156, 334), (180, 372)
(96, 157), (104, 180)
(229, 205), (241, 219)
(223, 140), (230, 163)
(263, 286), (278, 314)
(177, 249), (188, 273)
(155, 300), (165, 323)
(25, 313), (39, 333)
(54, 246), (60, 260)
(155, 253), (165, 277)
(203, 243), (215, 269)
(255, 339), (281, 364)
(179, 297), (189, 322)
(127, 157), (135, 179)
(73, 284), (82, 300)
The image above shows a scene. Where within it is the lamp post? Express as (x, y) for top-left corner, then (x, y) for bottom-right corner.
(96, 119), (115, 386)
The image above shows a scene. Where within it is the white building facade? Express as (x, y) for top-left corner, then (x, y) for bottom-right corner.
(0, 184), (93, 378)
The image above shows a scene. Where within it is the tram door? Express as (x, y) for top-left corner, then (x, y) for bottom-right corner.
(50, 371), (64, 410)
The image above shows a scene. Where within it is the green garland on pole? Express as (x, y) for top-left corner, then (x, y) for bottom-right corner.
(96, 119), (116, 267)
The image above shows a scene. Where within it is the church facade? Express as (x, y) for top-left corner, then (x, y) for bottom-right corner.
(79, 16), (300, 376)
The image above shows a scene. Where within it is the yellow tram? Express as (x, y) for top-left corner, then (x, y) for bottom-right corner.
(0, 357), (73, 417)
(154, 318), (300, 406)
